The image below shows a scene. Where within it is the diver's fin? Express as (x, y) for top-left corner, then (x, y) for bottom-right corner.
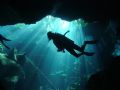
(82, 52), (95, 56)
(77, 52), (94, 58)
(77, 53), (84, 57)
(80, 40), (97, 52)
(84, 40), (98, 44)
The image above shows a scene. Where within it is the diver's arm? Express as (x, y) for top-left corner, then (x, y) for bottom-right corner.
(64, 30), (70, 36)
(53, 40), (65, 52)
(57, 48), (65, 53)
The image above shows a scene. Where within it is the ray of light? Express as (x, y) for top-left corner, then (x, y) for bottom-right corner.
(0, 15), (101, 90)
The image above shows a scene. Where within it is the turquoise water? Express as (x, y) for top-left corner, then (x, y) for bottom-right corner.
(0, 15), (101, 90)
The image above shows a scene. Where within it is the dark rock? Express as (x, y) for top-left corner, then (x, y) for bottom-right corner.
(0, 0), (119, 25)
(86, 56), (120, 90)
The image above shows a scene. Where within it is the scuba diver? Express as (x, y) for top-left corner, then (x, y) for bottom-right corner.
(47, 31), (97, 58)
(0, 34), (11, 49)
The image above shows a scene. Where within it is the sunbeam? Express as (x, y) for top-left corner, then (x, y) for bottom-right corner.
(0, 15), (100, 90)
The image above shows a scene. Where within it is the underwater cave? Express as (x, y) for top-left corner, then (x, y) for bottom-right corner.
(0, 15), (119, 90)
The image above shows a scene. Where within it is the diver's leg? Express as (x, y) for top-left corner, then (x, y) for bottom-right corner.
(66, 48), (82, 58)
(72, 43), (95, 56)
(71, 40), (97, 52)
(57, 48), (65, 53)
(1, 41), (10, 49)
(72, 44), (84, 52)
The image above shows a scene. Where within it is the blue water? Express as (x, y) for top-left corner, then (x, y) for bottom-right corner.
(0, 15), (101, 90)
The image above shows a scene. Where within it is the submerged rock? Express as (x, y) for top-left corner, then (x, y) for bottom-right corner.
(0, 53), (24, 90)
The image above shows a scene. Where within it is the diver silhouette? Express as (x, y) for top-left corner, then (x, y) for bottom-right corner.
(47, 31), (97, 58)
(0, 34), (11, 49)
